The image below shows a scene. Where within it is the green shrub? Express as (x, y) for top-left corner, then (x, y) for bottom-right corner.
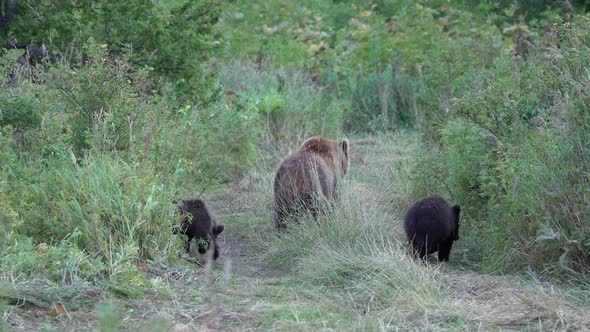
(3, 0), (223, 104)
(7, 153), (176, 266)
(41, 41), (158, 155)
(0, 37), (262, 292)
(0, 95), (42, 132)
(409, 14), (590, 274)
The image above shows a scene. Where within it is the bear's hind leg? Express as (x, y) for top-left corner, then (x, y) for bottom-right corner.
(412, 241), (428, 261)
(273, 208), (288, 231)
(213, 242), (220, 260)
(437, 240), (454, 262)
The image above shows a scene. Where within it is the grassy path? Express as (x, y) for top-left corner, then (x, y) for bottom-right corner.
(157, 133), (585, 331)
(156, 134), (587, 331)
(8, 134), (589, 331)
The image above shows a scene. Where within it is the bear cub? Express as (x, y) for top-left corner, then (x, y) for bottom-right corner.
(404, 196), (461, 262)
(173, 198), (224, 260)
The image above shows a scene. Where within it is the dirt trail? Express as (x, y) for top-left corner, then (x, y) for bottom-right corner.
(190, 135), (589, 331)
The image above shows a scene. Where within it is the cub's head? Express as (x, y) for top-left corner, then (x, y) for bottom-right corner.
(173, 198), (224, 248)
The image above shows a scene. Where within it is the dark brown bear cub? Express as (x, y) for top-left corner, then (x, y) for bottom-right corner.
(173, 199), (224, 260)
(403, 196), (461, 262)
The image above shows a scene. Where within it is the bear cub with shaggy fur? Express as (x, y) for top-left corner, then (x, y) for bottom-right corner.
(273, 136), (350, 230)
(173, 199), (224, 260)
(404, 196), (461, 262)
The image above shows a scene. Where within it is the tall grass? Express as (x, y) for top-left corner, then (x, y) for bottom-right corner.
(249, 135), (589, 329)
(259, 169), (451, 329)
(216, 60), (345, 146)
(0, 41), (258, 304)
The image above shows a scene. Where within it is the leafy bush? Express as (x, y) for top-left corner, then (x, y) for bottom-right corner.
(41, 41), (158, 154)
(3, 0), (223, 104)
(409, 14), (590, 274)
(0, 37), (263, 293)
(152, 100), (261, 184)
(0, 95), (42, 132)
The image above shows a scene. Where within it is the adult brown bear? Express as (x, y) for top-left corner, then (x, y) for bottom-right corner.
(404, 196), (461, 262)
(272, 136), (350, 230)
(173, 199), (224, 260)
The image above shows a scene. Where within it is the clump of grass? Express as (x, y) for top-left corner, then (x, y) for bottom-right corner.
(255, 135), (590, 330)
(259, 178), (452, 328)
(95, 301), (123, 332)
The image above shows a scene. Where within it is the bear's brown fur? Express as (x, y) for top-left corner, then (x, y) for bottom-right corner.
(173, 199), (224, 260)
(272, 136), (350, 229)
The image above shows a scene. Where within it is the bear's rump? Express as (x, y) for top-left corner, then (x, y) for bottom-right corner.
(274, 156), (334, 201)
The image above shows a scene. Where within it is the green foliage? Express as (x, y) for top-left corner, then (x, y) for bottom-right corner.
(4, 0), (223, 104)
(44, 41), (157, 154)
(217, 61), (344, 144)
(410, 14), (590, 274)
(218, 0), (505, 132)
(153, 100), (260, 184)
(0, 231), (95, 285)
(0, 38), (259, 298)
(0, 0), (588, 323)
(0, 95), (41, 132)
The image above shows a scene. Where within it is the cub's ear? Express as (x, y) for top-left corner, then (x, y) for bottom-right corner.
(452, 205), (461, 216)
(213, 225), (225, 236)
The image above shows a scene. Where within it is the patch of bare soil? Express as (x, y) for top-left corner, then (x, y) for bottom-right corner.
(206, 184), (283, 279)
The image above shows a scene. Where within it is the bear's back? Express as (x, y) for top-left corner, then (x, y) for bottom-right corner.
(179, 199), (213, 238)
(274, 138), (337, 199)
(404, 196), (454, 242)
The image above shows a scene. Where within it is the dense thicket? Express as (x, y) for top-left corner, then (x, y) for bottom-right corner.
(0, 1), (257, 290)
(410, 15), (590, 274)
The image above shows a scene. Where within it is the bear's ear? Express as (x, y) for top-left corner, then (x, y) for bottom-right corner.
(341, 139), (349, 157)
(340, 139), (350, 176)
(452, 205), (461, 217)
(213, 224), (225, 236)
